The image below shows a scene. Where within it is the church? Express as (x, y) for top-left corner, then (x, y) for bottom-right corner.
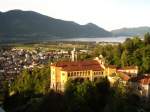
(50, 48), (138, 91)
(50, 58), (105, 91)
(50, 48), (105, 91)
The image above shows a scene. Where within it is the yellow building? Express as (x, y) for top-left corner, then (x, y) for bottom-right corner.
(50, 55), (139, 91)
(117, 66), (138, 77)
(104, 65), (117, 76)
(105, 66), (139, 86)
(50, 59), (104, 91)
(104, 65), (138, 77)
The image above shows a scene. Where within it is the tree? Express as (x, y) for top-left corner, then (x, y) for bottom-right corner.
(123, 38), (134, 53)
(142, 56), (150, 73)
(10, 66), (50, 94)
(78, 53), (92, 60)
(142, 45), (150, 73)
(133, 49), (143, 66)
(144, 32), (150, 45)
(113, 44), (122, 67)
(93, 44), (101, 57)
(132, 36), (143, 49)
(121, 50), (128, 67)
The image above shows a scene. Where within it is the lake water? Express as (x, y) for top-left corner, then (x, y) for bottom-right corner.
(0, 36), (132, 44)
(56, 36), (130, 43)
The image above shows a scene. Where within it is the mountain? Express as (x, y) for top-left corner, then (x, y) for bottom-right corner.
(111, 27), (150, 36)
(0, 10), (112, 43)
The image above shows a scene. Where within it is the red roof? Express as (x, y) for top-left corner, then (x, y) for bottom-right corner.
(117, 72), (131, 81)
(51, 60), (103, 71)
(129, 76), (150, 85)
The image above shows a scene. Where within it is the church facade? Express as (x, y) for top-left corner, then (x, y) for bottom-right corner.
(50, 49), (139, 91)
(50, 59), (105, 91)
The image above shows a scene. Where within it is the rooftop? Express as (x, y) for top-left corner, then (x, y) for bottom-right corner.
(117, 72), (131, 81)
(51, 60), (103, 71)
(129, 75), (150, 85)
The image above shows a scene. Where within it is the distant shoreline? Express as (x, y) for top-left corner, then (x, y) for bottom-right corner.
(0, 36), (131, 45)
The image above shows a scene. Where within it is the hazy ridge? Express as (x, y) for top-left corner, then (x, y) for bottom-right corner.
(0, 10), (112, 43)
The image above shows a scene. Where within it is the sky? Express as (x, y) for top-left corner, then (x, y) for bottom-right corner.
(0, 0), (150, 31)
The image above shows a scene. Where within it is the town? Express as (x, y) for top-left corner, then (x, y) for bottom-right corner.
(0, 41), (96, 90)
(1, 0), (150, 111)
(0, 36), (150, 112)
(51, 49), (150, 98)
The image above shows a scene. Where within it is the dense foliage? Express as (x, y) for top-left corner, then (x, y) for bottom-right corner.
(4, 77), (150, 112)
(93, 33), (150, 73)
(10, 66), (50, 94)
(2, 33), (150, 111)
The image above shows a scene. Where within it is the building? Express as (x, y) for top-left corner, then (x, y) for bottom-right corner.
(105, 66), (131, 86)
(117, 66), (138, 77)
(50, 59), (139, 91)
(71, 48), (77, 61)
(104, 65), (117, 76)
(50, 59), (104, 91)
(117, 72), (131, 85)
(104, 65), (138, 86)
(129, 75), (150, 97)
(50, 49), (139, 91)
(104, 65), (138, 77)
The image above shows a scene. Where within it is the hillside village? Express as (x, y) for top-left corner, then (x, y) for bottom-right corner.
(0, 36), (150, 112)
(1, 0), (150, 111)
(0, 39), (150, 100)
(50, 49), (150, 98)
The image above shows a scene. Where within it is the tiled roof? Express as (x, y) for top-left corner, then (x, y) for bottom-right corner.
(117, 72), (130, 81)
(129, 76), (150, 85)
(51, 60), (103, 71)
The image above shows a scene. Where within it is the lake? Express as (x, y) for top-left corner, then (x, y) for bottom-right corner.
(0, 36), (132, 44)
(55, 36), (130, 43)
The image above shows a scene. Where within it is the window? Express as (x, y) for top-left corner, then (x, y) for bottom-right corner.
(80, 72), (82, 76)
(68, 72), (70, 77)
(74, 72), (76, 76)
(71, 72), (73, 76)
(85, 71), (87, 76)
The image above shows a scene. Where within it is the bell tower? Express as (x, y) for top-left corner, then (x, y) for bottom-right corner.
(71, 48), (77, 61)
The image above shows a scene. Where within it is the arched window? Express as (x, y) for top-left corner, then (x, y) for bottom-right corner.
(71, 72), (73, 76)
(80, 72), (82, 76)
(68, 72), (70, 77)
